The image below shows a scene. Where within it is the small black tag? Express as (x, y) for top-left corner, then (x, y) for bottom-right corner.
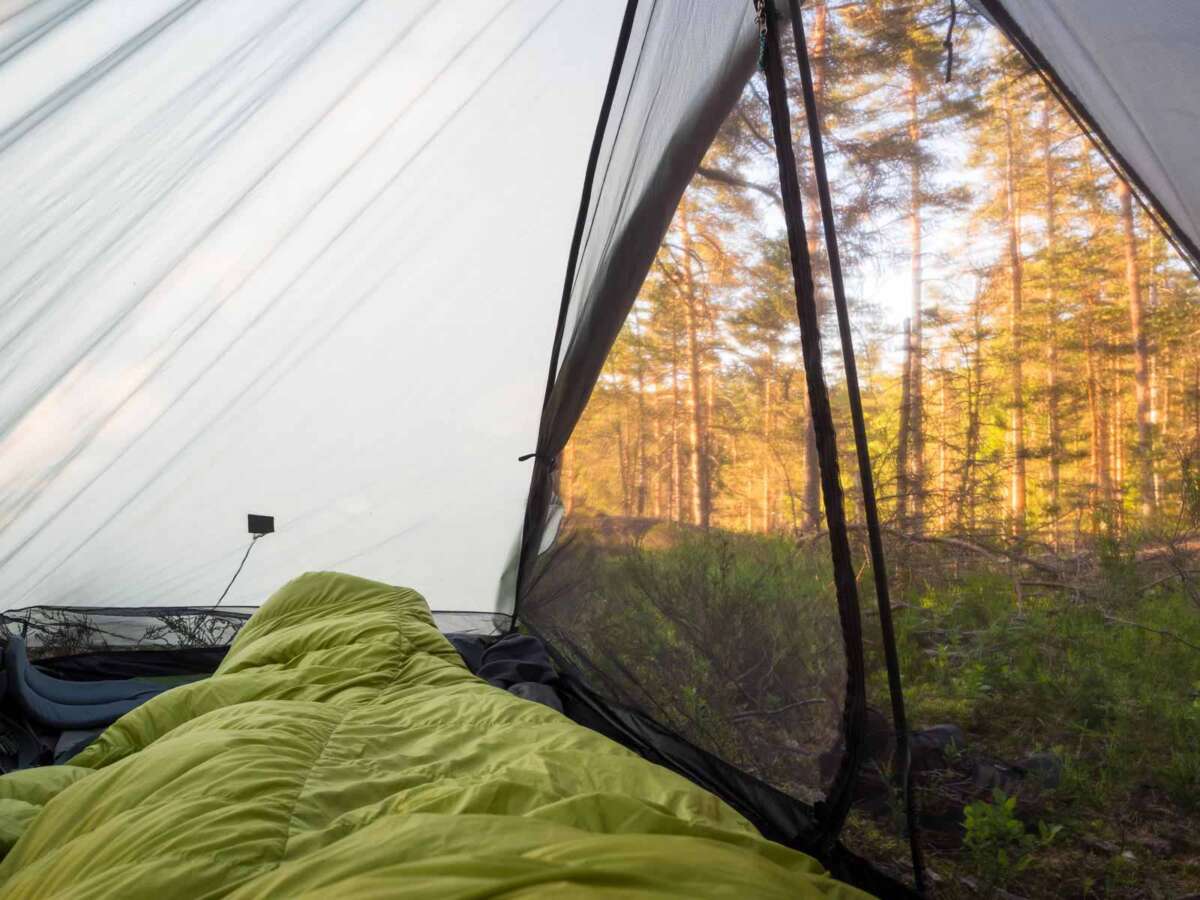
(247, 514), (275, 536)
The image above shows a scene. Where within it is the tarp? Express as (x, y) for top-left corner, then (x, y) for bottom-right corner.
(0, 1), (761, 614)
(978, 0), (1200, 270)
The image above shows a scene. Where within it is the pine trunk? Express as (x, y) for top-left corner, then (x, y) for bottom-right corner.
(704, 365), (714, 526)
(1085, 295), (1113, 522)
(897, 317), (912, 528)
(679, 206), (709, 528)
(1108, 384), (1118, 532)
(959, 288), (985, 533)
(1003, 78), (1026, 537)
(906, 65), (925, 535)
(799, 0), (828, 533)
(670, 330), (682, 524)
(634, 331), (647, 517)
(938, 362), (949, 532)
(1042, 98), (1061, 548)
(762, 357), (773, 533)
(1120, 182), (1155, 519)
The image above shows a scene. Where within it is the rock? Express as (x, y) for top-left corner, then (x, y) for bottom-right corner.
(819, 707), (892, 784)
(972, 760), (1020, 792)
(910, 724), (965, 772)
(1017, 750), (1063, 788)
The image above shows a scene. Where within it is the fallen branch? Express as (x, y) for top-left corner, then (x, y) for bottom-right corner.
(884, 528), (1066, 581)
(1019, 579), (1089, 596)
(801, 524), (1105, 600)
(1101, 614), (1200, 653)
(1135, 568), (1200, 595)
(731, 699), (825, 722)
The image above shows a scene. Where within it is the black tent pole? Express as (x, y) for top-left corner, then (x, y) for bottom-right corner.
(786, 0), (926, 890)
(755, 0), (866, 852)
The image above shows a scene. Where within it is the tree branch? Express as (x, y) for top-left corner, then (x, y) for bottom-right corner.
(731, 699), (826, 722)
(697, 165), (783, 207)
(1101, 614), (1200, 653)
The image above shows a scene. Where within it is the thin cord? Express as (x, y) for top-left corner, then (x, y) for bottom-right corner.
(213, 535), (261, 608)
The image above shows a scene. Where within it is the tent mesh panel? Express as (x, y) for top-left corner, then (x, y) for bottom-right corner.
(0, 606), (253, 661)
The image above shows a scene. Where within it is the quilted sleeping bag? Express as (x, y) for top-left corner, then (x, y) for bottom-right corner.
(0, 573), (867, 898)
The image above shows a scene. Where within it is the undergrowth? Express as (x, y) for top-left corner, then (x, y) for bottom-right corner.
(862, 551), (1200, 896)
(531, 521), (1200, 896)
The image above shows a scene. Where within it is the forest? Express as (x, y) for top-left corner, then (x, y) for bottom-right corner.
(528, 1), (1200, 896)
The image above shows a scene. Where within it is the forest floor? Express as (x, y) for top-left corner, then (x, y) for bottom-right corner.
(844, 537), (1200, 898)
(540, 516), (1200, 896)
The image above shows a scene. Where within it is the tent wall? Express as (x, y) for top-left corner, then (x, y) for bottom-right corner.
(513, 1), (763, 608)
(512, 0), (859, 851)
(0, 1), (769, 615)
(976, 0), (1200, 271)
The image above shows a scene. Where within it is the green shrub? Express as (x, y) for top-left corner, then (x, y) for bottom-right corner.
(963, 789), (1061, 890)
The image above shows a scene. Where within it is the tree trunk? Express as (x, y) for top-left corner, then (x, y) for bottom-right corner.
(1085, 296), (1113, 523)
(939, 360), (949, 532)
(704, 365), (715, 526)
(670, 327), (682, 524)
(762, 356), (774, 533)
(1041, 97), (1061, 548)
(686, 317), (704, 529)
(617, 419), (631, 517)
(799, 0), (828, 532)
(1158, 349), (1169, 507)
(906, 64), (925, 534)
(1151, 226), (1166, 502)
(1194, 360), (1200, 448)
(1108, 381), (1118, 535)
(679, 206), (709, 528)
(897, 317), (912, 528)
(1152, 354), (1162, 507)
(1194, 359), (1200, 447)
(959, 286), (985, 533)
(1003, 78), (1026, 537)
(1120, 181), (1155, 519)
(803, 420), (820, 529)
(634, 322), (648, 517)
(650, 399), (662, 519)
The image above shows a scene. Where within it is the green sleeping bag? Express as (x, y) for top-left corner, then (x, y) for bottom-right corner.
(0, 573), (868, 898)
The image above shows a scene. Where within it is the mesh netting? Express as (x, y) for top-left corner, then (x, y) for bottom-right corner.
(0, 606), (253, 660)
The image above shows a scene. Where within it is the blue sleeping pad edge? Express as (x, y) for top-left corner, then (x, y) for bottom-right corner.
(3, 637), (170, 730)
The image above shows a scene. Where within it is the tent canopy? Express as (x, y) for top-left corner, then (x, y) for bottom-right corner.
(0, 0), (758, 614)
(2, 2), (1198, 895)
(977, 0), (1200, 270)
(2, 0), (1198, 615)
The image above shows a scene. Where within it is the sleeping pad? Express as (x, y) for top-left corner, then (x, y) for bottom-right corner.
(0, 573), (869, 898)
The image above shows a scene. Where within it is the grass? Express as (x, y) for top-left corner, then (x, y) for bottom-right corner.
(525, 518), (1200, 897)
(858, 549), (1200, 896)
(889, 572), (1200, 787)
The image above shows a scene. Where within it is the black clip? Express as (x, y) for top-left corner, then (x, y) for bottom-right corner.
(518, 451), (557, 469)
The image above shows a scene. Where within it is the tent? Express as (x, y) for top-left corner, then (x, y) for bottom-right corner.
(0, 0), (1197, 896)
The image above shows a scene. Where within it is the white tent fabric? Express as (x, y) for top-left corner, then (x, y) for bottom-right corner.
(981, 0), (1200, 268)
(0, 0), (760, 614)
